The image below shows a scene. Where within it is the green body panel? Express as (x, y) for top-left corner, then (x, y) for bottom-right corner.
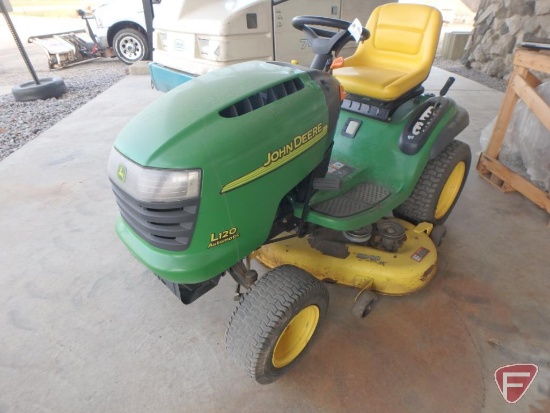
(114, 61), (333, 283)
(296, 97), (461, 230)
(112, 60), (465, 285)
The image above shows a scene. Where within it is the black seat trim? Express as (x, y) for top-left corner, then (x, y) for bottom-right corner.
(341, 85), (425, 122)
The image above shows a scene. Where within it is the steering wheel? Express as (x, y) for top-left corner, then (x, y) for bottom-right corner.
(292, 16), (370, 70)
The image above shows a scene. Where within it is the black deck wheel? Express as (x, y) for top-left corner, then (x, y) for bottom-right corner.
(225, 265), (329, 384)
(430, 225), (447, 247)
(393, 140), (471, 226)
(352, 290), (377, 318)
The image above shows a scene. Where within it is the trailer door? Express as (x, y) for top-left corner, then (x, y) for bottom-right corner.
(272, 0), (340, 66)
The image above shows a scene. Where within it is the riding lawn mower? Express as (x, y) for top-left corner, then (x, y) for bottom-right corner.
(108, 3), (471, 384)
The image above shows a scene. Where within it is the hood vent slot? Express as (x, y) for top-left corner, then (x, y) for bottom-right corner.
(220, 78), (304, 118)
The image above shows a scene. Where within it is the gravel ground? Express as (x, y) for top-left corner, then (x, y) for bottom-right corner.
(433, 56), (507, 92)
(0, 55), (506, 162)
(0, 59), (127, 161)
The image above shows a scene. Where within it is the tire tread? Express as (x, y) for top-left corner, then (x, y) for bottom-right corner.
(113, 28), (149, 64)
(393, 140), (471, 225)
(12, 77), (67, 102)
(225, 265), (328, 384)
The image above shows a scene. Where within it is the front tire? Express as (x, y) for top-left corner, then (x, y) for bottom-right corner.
(225, 265), (329, 384)
(393, 140), (471, 226)
(113, 28), (149, 64)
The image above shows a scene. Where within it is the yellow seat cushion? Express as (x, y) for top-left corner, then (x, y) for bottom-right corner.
(333, 4), (442, 101)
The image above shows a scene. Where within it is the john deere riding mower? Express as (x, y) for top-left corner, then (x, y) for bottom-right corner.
(108, 4), (471, 384)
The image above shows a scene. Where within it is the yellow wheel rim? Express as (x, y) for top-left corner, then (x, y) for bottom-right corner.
(272, 305), (319, 368)
(435, 161), (466, 219)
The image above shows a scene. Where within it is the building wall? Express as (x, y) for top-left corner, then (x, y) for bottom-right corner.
(463, 0), (550, 79)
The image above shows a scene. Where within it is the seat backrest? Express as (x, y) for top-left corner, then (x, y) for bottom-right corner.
(347, 3), (442, 76)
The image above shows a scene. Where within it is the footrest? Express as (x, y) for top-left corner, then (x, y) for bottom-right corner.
(311, 183), (390, 217)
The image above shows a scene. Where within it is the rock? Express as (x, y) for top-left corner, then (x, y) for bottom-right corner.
(484, 58), (505, 78)
(522, 17), (543, 35)
(535, 2), (550, 15)
(471, 61), (483, 71)
(480, 33), (495, 52)
(493, 34), (517, 56)
(495, 7), (508, 19)
(454, 0), (549, 81)
(500, 23), (509, 35)
(506, 15), (523, 35)
(503, 54), (514, 76)
(504, 0), (535, 15)
(476, 20), (492, 36)
(535, 15), (550, 36)
(476, 3), (498, 24)
(473, 45), (488, 62)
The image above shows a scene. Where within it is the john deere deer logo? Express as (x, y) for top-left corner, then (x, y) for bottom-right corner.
(117, 164), (127, 183)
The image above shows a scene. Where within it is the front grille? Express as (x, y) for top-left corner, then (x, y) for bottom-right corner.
(111, 182), (199, 251)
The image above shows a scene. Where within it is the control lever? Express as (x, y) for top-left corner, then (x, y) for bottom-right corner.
(439, 76), (455, 97)
(434, 76), (455, 110)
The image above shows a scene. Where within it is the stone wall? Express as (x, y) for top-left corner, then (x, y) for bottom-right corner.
(463, 0), (550, 79)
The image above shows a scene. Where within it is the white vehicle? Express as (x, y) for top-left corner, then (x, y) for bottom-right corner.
(151, 0), (393, 92)
(92, 0), (160, 64)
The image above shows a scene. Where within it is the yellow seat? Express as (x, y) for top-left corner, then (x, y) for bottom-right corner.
(333, 3), (442, 101)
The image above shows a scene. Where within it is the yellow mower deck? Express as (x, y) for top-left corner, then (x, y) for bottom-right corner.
(257, 220), (438, 296)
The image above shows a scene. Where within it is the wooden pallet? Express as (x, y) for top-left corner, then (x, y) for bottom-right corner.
(476, 48), (550, 216)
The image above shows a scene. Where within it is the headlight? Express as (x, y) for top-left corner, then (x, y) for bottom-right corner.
(108, 148), (201, 203)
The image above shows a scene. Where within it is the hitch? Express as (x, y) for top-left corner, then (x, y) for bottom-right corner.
(228, 261), (258, 300)
(27, 9), (114, 69)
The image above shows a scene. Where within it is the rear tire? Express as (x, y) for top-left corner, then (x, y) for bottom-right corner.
(393, 140), (471, 226)
(11, 77), (67, 102)
(225, 265), (328, 384)
(113, 28), (149, 64)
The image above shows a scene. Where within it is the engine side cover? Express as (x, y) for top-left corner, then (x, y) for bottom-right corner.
(113, 61), (340, 283)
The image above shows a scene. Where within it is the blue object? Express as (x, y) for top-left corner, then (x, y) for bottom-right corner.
(149, 62), (194, 92)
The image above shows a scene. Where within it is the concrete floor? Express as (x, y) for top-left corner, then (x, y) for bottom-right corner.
(1, 68), (549, 413)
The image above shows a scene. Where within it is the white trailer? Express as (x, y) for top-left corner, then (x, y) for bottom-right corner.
(150, 0), (393, 92)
